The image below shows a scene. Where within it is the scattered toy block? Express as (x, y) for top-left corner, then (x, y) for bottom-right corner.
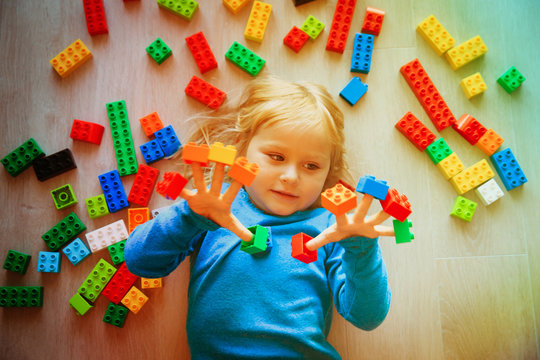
(445, 36), (488, 70)
(350, 33), (374, 74)
(141, 278), (163, 289)
(393, 219), (414, 244)
(449, 159), (494, 195)
(70, 119), (105, 144)
(292, 0), (315, 5)
(185, 75), (227, 110)
(326, 0), (357, 53)
(476, 129), (504, 156)
(416, 15), (455, 56)
(361, 6), (385, 36)
(102, 262), (139, 304)
(240, 225), (269, 255)
(108, 240), (127, 265)
(106, 100), (138, 176)
(3, 250), (31, 275)
(37, 252), (61, 273)
(223, 0), (250, 14)
(490, 148), (527, 191)
(1, 138), (45, 177)
(121, 286), (148, 314)
(128, 164), (160, 207)
(139, 112), (164, 137)
(146, 37), (172, 65)
(86, 220), (129, 253)
(475, 178), (504, 206)
(182, 142), (210, 165)
(33, 148), (77, 181)
(103, 302), (129, 328)
(208, 142), (237, 165)
(283, 26), (310, 53)
(225, 41), (266, 76)
(82, 0), (108, 35)
(355, 175), (389, 200)
(157, 0), (198, 21)
(98, 169), (129, 212)
(380, 188), (412, 222)
(460, 73), (487, 99)
(228, 157), (259, 186)
(140, 139), (165, 164)
(0, 286), (43, 307)
(300, 15), (325, 40)
(156, 172), (189, 200)
(436, 152), (465, 180)
(321, 183), (357, 216)
(78, 258), (116, 302)
(425, 138), (453, 165)
(63, 238), (91, 266)
(497, 66), (525, 94)
(453, 114), (487, 145)
(50, 39), (92, 78)
(185, 31), (218, 73)
(339, 77), (368, 106)
(291, 232), (317, 263)
(450, 196), (477, 222)
(395, 112), (436, 151)
(244, 1), (272, 43)
(128, 208), (150, 233)
(42, 212), (86, 251)
(51, 184), (78, 210)
(69, 292), (93, 315)
(86, 194), (110, 219)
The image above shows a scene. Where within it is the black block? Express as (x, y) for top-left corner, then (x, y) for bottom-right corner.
(33, 148), (77, 181)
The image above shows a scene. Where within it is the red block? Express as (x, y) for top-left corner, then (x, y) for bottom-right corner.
(102, 263), (139, 304)
(185, 31), (218, 74)
(395, 112), (436, 151)
(361, 6), (385, 36)
(185, 75), (226, 110)
(453, 114), (488, 145)
(128, 164), (160, 207)
(400, 59), (456, 131)
(379, 188), (412, 222)
(326, 0), (357, 53)
(291, 233), (317, 263)
(82, 0), (108, 36)
(283, 26), (309, 53)
(70, 119), (105, 145)
(156, 172), (188, 201)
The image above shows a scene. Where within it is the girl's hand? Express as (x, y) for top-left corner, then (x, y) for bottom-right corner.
(305, 194), (395, 251)
(180, 162), (253, 242)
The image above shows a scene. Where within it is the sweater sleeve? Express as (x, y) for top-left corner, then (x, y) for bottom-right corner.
(124, 199), (220, 278)
(325, 236), (391, 331)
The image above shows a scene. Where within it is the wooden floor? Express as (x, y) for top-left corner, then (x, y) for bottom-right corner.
(1, 1), (538, 359)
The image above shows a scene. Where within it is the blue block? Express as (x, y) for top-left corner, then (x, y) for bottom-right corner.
(37, 251), (61, 273)
(98, 170), (129, 213)
(140, 139), (165, 164)
(155, 125), (181, 157)
(490, 148), (527, 191)
(63, 238), (91, 265)
(339, 77), (368, 106)
(351, 33), (374, 74)
(356, 175), (389, 200)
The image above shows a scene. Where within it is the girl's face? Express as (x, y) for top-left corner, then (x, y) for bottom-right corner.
(244, 123), (332, 216)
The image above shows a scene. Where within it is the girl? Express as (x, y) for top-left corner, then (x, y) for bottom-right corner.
(125, 75), (392, 359)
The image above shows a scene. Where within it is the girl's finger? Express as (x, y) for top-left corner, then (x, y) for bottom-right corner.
(365, 210), (391, 226)
(210, 163), (226, 196)
(335, 214), (349, 228)
(374, 225), (395, 237)
(225, 214), (254, 242)
(352, 194), (374, 223)
(305, 227), (337, 251)
(191, 162), (207, 194)
(180, 188), (195, 200)
(223, 181), (243, 205)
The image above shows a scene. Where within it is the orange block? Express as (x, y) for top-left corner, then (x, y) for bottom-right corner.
(121, 286), (148, 314)
(228, 157), (259, 186)
(128, 208), (149, 233)
(141, 278), (162, 289)
(139, 112), (164, 137)
(182, 142), (210, 166)
(321, 184), (357, 216)
(476, 128), (504, 156)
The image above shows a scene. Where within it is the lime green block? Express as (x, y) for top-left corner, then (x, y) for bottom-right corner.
(85, 194), (109, 219)
(241, 225), (269, 254)
(78, 259), (117, 303)
(51, 184), (78, 210)
(450, 196), (477, 222)
(69, 292), (93, 315)
(301, 15), (325, 39)
(157, 0), (198, 21)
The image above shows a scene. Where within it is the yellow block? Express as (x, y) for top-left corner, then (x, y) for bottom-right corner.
(460, 72), (487, 99)
(141, 278), (163, 289)
(437, 153), (464, 180)
(208, 142), (237, 165)
(223, 0), (250, 14)
(450, 159), (494, 195)
(244, 1), (272, 43)
(50, 39), (92, 78)
(417, 15), (455, 56)
(121, 286), (148, 314)
(445, 36), (488, 70)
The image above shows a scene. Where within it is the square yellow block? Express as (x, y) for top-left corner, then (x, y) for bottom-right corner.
(450, 159), (494, 195)
(141, 278), (162, 289)
(208, 142), (237, 165)
(437, 153), (465, 180)
(460, 73), (487, 99)
(417, 15), (455, 56)
(445, 36), (488, 70)
(223, 0), (250, 14)
(121, 286), (148, 314)
(50, 39), (92, 78)
(244, 1), (272, 43)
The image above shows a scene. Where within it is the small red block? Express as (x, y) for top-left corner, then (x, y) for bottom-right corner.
(70, 119), (105, 145)
(185, 31), (218, 74)
(82, 0), (108, 36)
(156, 172), (188, 201)
(395, 112), (436, 151)
(291, 233), (317, 263)
(283, 26), (309, 53)
(453, 114), (488, 145)
(361, 6), (385, 36)
(379, 188), (412, 222)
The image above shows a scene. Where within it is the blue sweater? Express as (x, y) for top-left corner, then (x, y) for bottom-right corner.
(125, 188), (391, 359)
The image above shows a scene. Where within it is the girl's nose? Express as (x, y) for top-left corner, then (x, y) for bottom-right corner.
(280, 165), (299, 184)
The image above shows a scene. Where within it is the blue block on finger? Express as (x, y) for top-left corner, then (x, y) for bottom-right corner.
(356, 175), (389, 200)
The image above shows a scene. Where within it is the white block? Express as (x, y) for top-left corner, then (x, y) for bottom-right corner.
(475, 178), (504, 206)
(85, 220), (128, 253)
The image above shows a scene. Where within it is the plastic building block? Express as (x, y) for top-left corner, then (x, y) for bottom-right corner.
(449, 159), (494, 195)
(380, 189), (412, 222)
(42, 212), (86, 251)
(141, 278), (163, 289)
(185, 31), (218, 74)
(1, 138), (45, 177)
(140, 139), (164, 164)
(476, 129), (504, 156)
(78, 258), (117, 302)
(416, 15), (455, 56)
(98, 169), (129, 212)
(139, 112), (164, 137)
(106, 100), (138, 176)
(108, 240), (127, 265)
(228, 157), (259, 186)
(240, 225), (269, 254)
(37, 251), (61, 273)
(425, 138), (452, 165)
(395, 112), (436, 151)
(0, 286), (43, 307)
(152, 205), (171, 218)
(337, 179), (356, 192)
(103, 263), (139, 304)
(121, 286), (148, 314)
(146, 37), (172, 65)
(156, 172), (188, 200)
(128, 164), (160, 207)
(436, 152), (465, 180)
(393, 219), (414, 244)
(361, 6), (385, 36)
(453, 114), (487, 145)
(355, 175), (389, 200)
(497, 66), (525, 94)
(63, 238), (91, 266)
(400, 59), (456, 131)
(51, 184), (78, 210)
(445, 36), (488, 70)
(225, 41), (266, 76)
(128, 208), (150, 233)
(157, 0), (198, 21)
(291, 233), (317, 263)
(69, 292), (93, 315)
(339, 77), (368, 106)
(85, 194), (109, 219)
(103, 302), (129, 328)
(185, 76), (227, 110)
(284, 26), (310, 53)
(82, 0), (108, 36)
(70, 119), (105, 144)
(475, 178), (504, 206)
(50, 39), (92, 78)
(450, 196), (477, 222)
(292, 0), (315, 5)
(326, 0), (357, 54)
(300, 15), (325, 40)
(3, 250), (31, 275)
(182, 142), (210, 165)
(244, 1), (272, 43)
(86, 220), (129, 253)
(321, 183), (357, 216)
(33, 148), (77, 181)
(490, 148), (527, 191)
(350, 33), (374, 74)
(460, 73), (487, 99)
(223, 0), (250, 14)
(208, 142), (237, 165)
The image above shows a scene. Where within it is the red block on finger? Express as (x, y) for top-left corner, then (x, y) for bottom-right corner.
(379, 188), (412, 222)
(291, 233), (317, 263)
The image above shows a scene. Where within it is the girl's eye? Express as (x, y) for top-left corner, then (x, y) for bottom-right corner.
(268, 153), (284, 161)
(305, 163), (320, 170)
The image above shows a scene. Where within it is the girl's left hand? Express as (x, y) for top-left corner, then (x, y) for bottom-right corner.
(305, 193), (395, 251)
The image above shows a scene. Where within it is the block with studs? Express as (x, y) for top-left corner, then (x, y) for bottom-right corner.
(139, 112), (164, 137)
(460, 73), (487, 99)
(380, 189), (412, 222)
(50, 39), (92, 78)
(85, 194), (109, 219)
(208, 142), (237, 165)
(476, 129), (504, 156)
(449, 159), (494, 195)
(291, 232), (317, 264)
(146, 37), (172, 65)
(156, 172), (188, 200)
(78, 258), (116, 302)
(141, 278), (163, 289)
(361, 6), (385, 36)
(103, 302), (129, 328)
(395, 112), (436, 151)
(63, 238), (91, 266)
(1, 138), (45, 177)
(121, 286), (148, 314)
(128, 208), (150, 233)
(450, 196), (477, 222)
(228, 157), (259, 186)
(51, 184), (78, 210)
(416, 15), (455, 56)
(85, 220), (129, 253)
(475, 178), (504, 206)
(497, 66), (525, 94)
(490, 148), (527, 191)
(3, 250), (31, 275)
(301, 15), (325, 40)
(321, 183), (357, 216)
(436, 152), (465, 180)
(244, 1), (272, 43)
(445, 36), (488, 70)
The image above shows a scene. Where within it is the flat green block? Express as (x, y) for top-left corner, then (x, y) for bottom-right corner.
(103, 302), (128, 328)
(108, 240), (126, 265)
(225, 41), (266, 76)
(450, 196), (477, 222)
(42, 212), (86, 251)
(393, 219), (414, 244)
(157, 0), (198, 21)
(106, 100), (138, 176)
(85, 194), (109, 219)
(146, 37), (172, 65)
(241, 225), (269, 254)
(51, 184), (78, 210)
(301, 15), (325, 39)
(497, 66), (525, 94)
(0, 286), (43, 307)
(3, 250), (31, 274)
(69, 292), (93, 315)
(1, 138), (45, 177)
(78, 259), (117, 303)
(425, 138), (452, 165)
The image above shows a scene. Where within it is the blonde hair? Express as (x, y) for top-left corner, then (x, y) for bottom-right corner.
(180, 75), (353, 191)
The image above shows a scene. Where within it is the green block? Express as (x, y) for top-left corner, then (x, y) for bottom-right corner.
(301, 15), (325, 39)
(85, 194), (109, 219)
(69, 292), (93, 315)
(103, 302), (129, 328)
(106, 100), (138, 176)
(78, 259), (117, 303)
(157, 0), (198, 21)
(146, 37), (172, 65)
(1, 138), (45, 177)
(425, 138), (452, 165)
(0, 286), (43, 307)
(393, 219), (414, 244)
(42, 212), (86, 251)
(51, 184), (78, 210)
(450, 196), (477, 222)
(497, 66), (525, 94)
(225, 41), (266, 76)
(3, 250), (31, 275)
(108, 240), (126, 265)
(240, 225), (269, 255)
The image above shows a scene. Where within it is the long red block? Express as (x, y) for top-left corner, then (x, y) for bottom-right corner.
(102, 263), (139, 304)
(453, 114), (487, 145)
(379, 188), (412, 222)
(291, 233), (317, 264)
(70, 119), (105, 145)
(395, 112), (436, 151)
(128, 164), (160, 207)
(156, 172), (188, 200)
(326, 0), (357, 53)
(82, 0), (108, 36)
(185, 31), (218, 74)
(185, 76), (226, 110)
